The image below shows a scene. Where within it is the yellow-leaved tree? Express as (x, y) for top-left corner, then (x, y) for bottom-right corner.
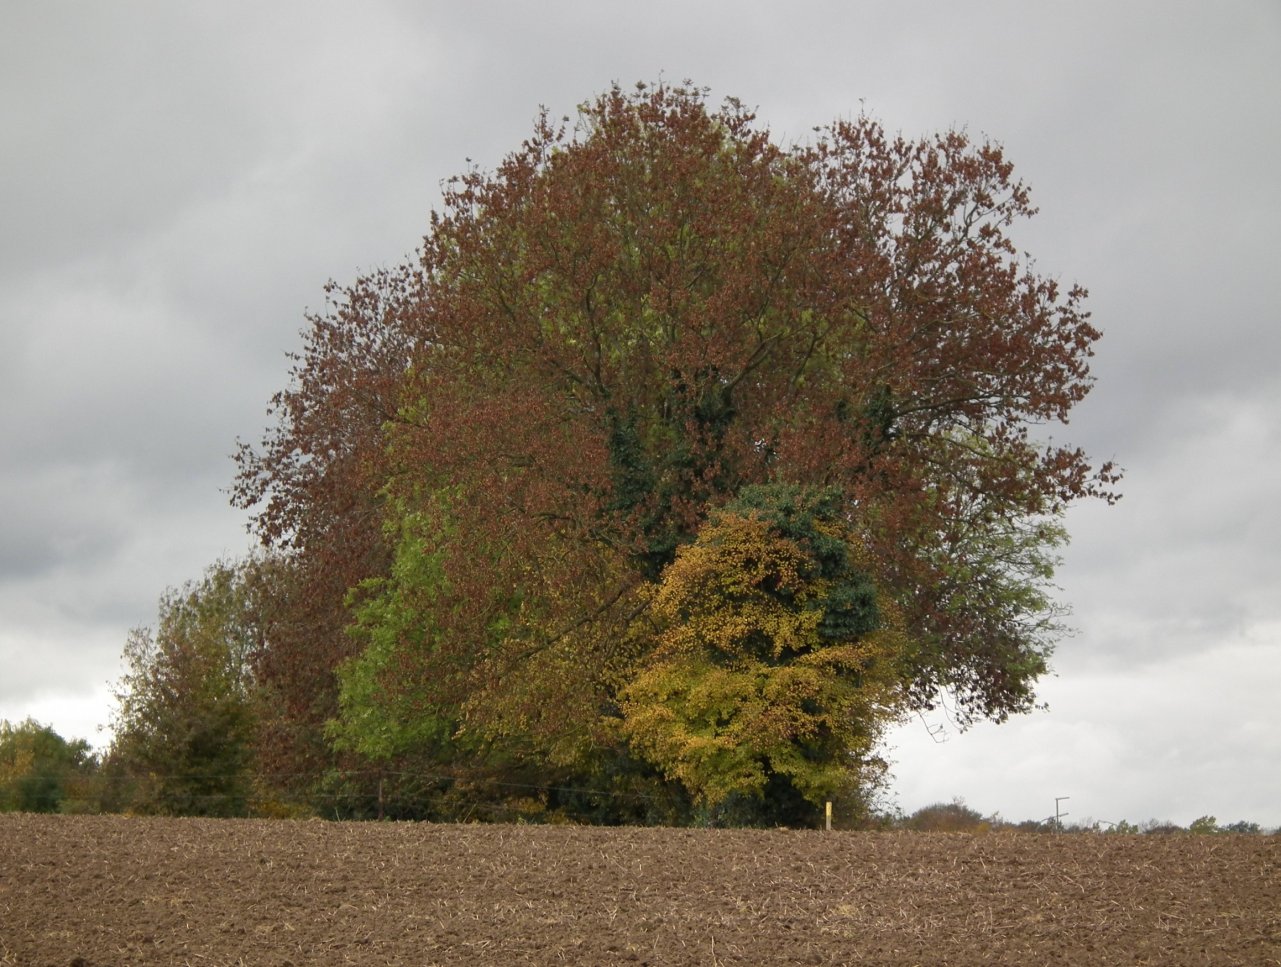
(621, 485), (908, 824)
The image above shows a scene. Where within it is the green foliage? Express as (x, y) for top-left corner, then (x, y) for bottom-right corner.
(1186, 816), (1263, 835)
(0, 719), (96, 813)
(903, 435), (1073, 723)
(328, 496), (458, 763)
(1106, 819), (1142, 834)
(1189, 814), (1220, 835)
(109, 561), (260, 816)
(726, 484), (881, 641)
(1223, 820), (1262, 835)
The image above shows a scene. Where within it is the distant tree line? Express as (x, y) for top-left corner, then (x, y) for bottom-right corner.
(875, 799), (1269, 836)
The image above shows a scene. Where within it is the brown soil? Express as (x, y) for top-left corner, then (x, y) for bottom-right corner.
(1, 814), (1277, 966)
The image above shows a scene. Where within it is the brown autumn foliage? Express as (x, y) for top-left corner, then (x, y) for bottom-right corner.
(231, 267), (425, 788)
(232, 82), (1118, 818)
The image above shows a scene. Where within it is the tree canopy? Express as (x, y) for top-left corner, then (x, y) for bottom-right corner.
(621, 485), (907, 822)
(0, 719), (96, 814)
(109, 561), (261, 816)
(231, 82), (1119, 824)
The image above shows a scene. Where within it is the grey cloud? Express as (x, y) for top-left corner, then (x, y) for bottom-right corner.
(0, 462), (132, 580)
(889, 634), (1281, 826)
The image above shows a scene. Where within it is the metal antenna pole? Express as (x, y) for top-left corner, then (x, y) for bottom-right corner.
(1055, 796), (1070, 832)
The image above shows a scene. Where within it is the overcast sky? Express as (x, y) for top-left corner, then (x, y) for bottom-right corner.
(3, 1), (1278, 828)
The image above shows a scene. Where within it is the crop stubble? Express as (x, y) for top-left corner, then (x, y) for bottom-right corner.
(1, 814), (1277, 965)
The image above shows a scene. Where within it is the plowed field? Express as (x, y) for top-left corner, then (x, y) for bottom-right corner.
(1, 814), (1277, 966)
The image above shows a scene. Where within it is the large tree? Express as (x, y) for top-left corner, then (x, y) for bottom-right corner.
(236, 82), (1118, 819)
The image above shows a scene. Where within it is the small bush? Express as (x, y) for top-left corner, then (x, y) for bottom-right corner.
(904, 799), (989, 832)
